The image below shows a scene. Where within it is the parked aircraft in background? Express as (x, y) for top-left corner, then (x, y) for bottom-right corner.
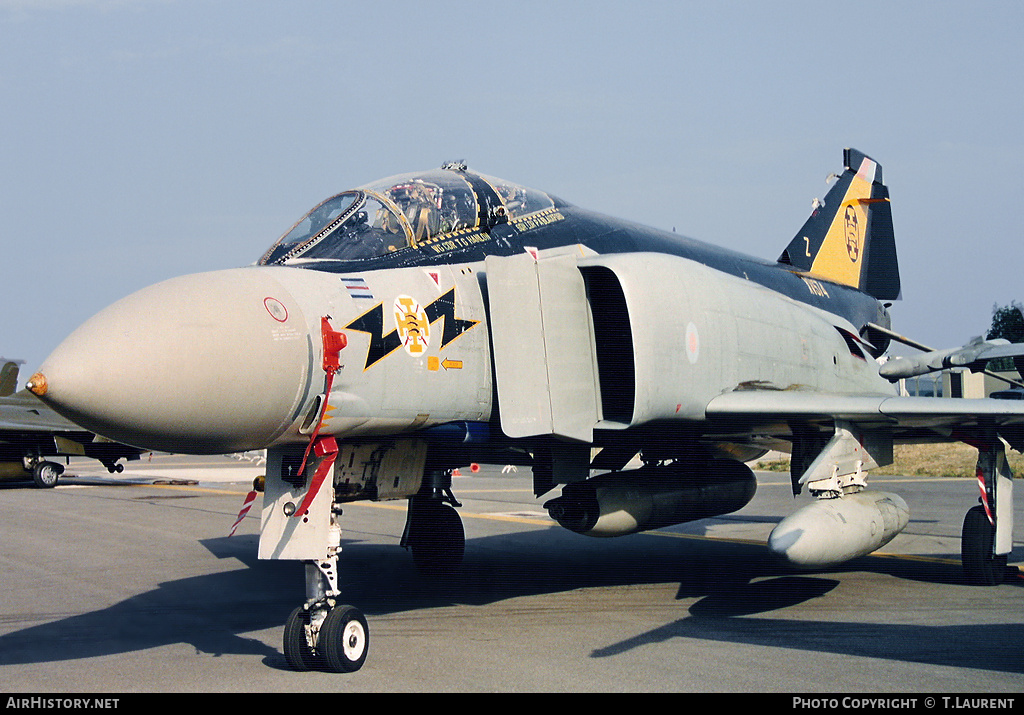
(0, 358), (140, 486)
(26, 150), (1024, 671)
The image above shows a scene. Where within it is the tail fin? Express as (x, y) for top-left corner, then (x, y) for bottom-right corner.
(778, 148), (901, 300)
(0, 358), (22, 397)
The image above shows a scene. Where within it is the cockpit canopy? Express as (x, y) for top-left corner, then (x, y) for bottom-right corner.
(258, 165), (560, 265)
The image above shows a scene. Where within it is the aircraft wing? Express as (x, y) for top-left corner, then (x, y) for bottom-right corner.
(705, 389), (1024, 445)
(0, 388), (88, 433)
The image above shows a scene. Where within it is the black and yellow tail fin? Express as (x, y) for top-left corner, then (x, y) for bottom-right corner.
(778, 148), (900, 300)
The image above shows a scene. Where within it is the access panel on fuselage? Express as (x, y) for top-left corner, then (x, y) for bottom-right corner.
(485, 253), (600, 442)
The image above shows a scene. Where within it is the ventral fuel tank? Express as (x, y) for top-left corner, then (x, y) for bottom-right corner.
(544, 459), (757, 537)
(768, 490), (910, 568)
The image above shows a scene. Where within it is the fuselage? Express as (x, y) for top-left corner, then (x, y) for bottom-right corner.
(30, 168), (895, 456)
(284, 201), (889, 334)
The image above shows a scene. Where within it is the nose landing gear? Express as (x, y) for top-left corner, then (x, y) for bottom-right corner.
(270, 452), (466, 673)
(283, 559), (369, 673)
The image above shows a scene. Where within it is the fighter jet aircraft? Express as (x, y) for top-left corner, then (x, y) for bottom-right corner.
(25, 150), (1024, 672)
(0, 358), (140, 486)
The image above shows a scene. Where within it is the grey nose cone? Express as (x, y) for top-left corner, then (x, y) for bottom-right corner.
(34, 268), (312, 453)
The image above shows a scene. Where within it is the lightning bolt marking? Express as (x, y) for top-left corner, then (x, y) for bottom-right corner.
(344, 287), (480, 371)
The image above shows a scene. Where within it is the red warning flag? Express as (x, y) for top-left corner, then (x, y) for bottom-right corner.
(229, 489), (258, 537)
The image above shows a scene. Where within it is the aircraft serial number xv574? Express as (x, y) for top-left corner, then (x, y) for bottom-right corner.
(28, 150), (1024, 672)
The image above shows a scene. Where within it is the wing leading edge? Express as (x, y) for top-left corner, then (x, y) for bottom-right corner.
(706, 389), (1024, 438)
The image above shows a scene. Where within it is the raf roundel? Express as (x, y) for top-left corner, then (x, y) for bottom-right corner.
(685, 322), (700, 364)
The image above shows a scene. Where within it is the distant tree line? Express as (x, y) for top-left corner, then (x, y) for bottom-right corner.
(987, 301), (1024, 372)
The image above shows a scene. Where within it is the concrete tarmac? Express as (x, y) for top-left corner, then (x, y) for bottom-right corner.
(0, 454), (1021, 693)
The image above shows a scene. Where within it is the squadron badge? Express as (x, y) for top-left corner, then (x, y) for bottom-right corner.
(844, 205), (861, 262)
(394, 295), (430, 356)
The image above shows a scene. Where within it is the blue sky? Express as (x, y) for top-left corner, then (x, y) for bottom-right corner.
(2, 0), (1022, 373)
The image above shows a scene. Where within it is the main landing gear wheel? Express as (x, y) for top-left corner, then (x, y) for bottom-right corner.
(32, 461), (63, 489)
(283, 604), (369, 673)
(962, 505), (1008, 586)
(407, 497), (465, 575)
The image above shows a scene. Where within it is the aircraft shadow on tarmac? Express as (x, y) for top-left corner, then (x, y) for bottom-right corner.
(594, 576), (1024, 675)
(1, 524), (1021, 674)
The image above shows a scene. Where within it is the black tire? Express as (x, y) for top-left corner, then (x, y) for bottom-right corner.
(319, 605), (369, 673)
(32, 461), (62, 489)
(409, 499), (465, 575)
(962, 505), (1008, 586)
(283, 606), (322, 671)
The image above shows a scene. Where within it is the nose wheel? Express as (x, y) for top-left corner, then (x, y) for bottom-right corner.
(320, 605), (369, 672)
(284, 602), (369, 673)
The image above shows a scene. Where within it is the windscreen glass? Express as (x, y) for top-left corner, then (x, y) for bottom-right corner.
(258, 191), (410, 264)
(296, 194), (410, 261)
